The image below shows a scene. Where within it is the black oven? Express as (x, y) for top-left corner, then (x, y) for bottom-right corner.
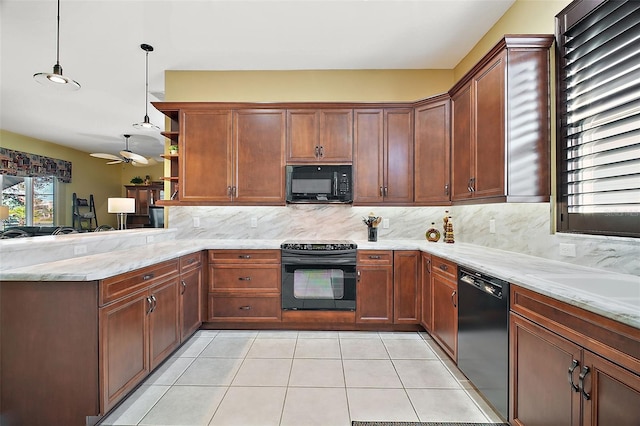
(281, 241), (357, 311)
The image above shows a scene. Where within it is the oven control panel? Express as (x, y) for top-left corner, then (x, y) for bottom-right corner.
(281, 241), (357, 251)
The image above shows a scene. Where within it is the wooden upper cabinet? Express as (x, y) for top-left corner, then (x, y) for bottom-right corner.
(234, 109), (286, 204)
(354, 108), (414, 205)
(286, 109), (353, 163)
(449, 35), (553, 203)
(414, 96), (451, 205)
(180, 110), (233, 202)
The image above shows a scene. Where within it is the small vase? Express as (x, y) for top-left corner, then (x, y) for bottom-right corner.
(368, 227), (378, 242)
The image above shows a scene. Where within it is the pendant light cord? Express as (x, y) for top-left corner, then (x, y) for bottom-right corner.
(144, 48), (149, 117)
(55, 0), (61, 65)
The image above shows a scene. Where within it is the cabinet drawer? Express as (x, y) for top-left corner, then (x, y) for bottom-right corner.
(431, 256), (457, 281)
(209, 249), (280, 264)
(208, 295), (281, 321)
(357, 250), (393, 265)
(100, 260), (179, 306)
(180, 252), (202, 272)
(209, 266), (280, 292)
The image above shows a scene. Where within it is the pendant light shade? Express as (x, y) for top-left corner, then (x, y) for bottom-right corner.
(133, 43), (159, 131)
(33, 0), (80, 91)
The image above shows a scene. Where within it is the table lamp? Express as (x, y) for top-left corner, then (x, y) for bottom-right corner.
(108, 198), (135, 230)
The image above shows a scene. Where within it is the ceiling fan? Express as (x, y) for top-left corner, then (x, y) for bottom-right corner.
(90, 134), (151, 166)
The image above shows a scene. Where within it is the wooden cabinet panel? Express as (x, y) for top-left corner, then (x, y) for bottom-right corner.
(431, 256), (457, 360)
(414, 97), (451, 204)
(180, 265), (202, 342)
(180, 110), (233, 202)
(100, 260), (179, 306)
(209, 266), (280, 292)
(451, 83), (473, 201)
(356, 250), (393, 324)
(148, 279), (180, 369)
(209, 249), (281, 264)
(510, 313), (581, 426)
(582, 351), (640, 426)
(100, 290), (149, 413)
(420, 252), (432, 332)
(208, 295), (281, 321)
(234, 109), (286, 204)
(354, 108), (414, 204)
(287, 109), (353, 163)
(393, 251), (420, 324)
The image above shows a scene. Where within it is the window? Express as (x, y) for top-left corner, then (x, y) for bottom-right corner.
(1, 175), (56, 228)
(556, 0), (640, 238)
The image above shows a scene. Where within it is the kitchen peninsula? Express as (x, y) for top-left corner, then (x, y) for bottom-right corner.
(1, 229), (638, 425)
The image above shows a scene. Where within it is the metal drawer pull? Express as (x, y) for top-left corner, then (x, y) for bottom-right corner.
(578, 366), (591, 400)
(239, 305), (252, 310)
(238, 277), (252, 281)
(146, 296), (153, 314)
(568, 359), (580, 392)
(143, 273), (154, 280)
(451, 290), (457, 308)
(186, 258), (195, 264)
(239, 255), (251, 259)
(181, 280), (187, 295)
(369, 255), (381, 259)
(439, 264), (448, 271)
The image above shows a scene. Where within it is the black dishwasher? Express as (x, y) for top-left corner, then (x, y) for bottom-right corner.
(457, 267), (510, 421)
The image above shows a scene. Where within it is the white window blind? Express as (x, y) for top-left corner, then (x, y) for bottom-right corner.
(557, 0), (640, 237)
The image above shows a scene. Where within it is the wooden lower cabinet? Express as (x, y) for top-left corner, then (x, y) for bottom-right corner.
(356, 250), (393, 324)
(207, 249), (281, 322)
(393, 250), (420, 324)
(179, 252), (203, 342)
(420, 252), (432, 332)
(510, 285), (640, 426)
(430, 256), (457, 360)
(100, 276), (180, 413)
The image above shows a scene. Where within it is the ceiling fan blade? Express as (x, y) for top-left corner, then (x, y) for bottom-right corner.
(120, 150), (149, 164)
(106, 159), (124, 165)
(90, 152), (121, 161)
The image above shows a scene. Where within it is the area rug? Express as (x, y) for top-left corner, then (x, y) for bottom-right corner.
(352, 422), (509, 426)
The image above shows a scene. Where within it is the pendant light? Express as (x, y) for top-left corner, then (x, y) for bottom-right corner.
(133, 43), (159, 131)
(33, 0), (80, 90)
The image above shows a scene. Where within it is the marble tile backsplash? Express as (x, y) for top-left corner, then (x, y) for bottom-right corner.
(169, 203), (639, 276)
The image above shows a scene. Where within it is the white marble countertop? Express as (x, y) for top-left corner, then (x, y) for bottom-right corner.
(1, 238), (638, 329)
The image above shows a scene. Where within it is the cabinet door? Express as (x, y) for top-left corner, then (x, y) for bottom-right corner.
(356, 265), (393, 324)
(451, 83), (473, 201)
(180, 266), (202, 342)
(148, 279), (180, 369)
(393, 251), (420, 324)
(582, 350), (640, 426)
(180, 110), (233, 202)
(319, 109), (353, 162)
(420, 253), (432, 332)
(234, 109), (286, 204)
(414, 99), (451, 204)
(353, 109), (384, 203)
(473, 51), (506, 198)
(286, 110), (319, 162)
(100, 291), (149, 412)
(431, 272), (457, 360)
(510, 314), (581, 426)
(384, 108), (414, 203)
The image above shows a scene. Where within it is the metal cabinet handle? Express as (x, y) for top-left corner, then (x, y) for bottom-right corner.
(238, 276), (252, 281)
(380, 186), (384, 196)
(439, 264), (448, 271)
(186, 258), (195, 264)
(239, 305), (252, 310)
(357, 270), (361, 282)
(143, 273), (154, 281)
(151, 294), (157, 313)
(319, 146), (324, 157)
(451, 290), (457, 308)
(239, 255), (251, 259)
(578, 366), (591, 400)
(181, 279), (187, 295)
(369, 255), (381, 259)
(568, 359), (580, 392)
(384, 187), (388, 196)
(426, 259), (431, 273)
(146, 296), (154, 314)
(227, 186), (232, 197)
(315, 146), (320, 158)
(444, 183), (449, 196)
(467, 178), (473, 193)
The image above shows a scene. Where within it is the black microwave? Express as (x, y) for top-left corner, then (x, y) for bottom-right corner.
(286, 165), (353, 203)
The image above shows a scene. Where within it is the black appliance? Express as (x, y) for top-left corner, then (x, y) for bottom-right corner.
(281, 240), (357, 310)
(285, 165), (352, 203)
(457, 267), (510, 421)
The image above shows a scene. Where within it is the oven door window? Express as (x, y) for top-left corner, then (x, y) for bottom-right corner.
(293, 269), (344, 299)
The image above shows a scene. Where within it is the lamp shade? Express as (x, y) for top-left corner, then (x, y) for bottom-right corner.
(0, 205), (9, 220)
(108, 198), (135, 214)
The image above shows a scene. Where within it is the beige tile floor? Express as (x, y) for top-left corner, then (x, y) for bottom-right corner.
(99, 330), (504, 426)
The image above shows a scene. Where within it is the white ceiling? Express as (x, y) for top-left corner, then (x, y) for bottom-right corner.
(0, 0), (516, 160)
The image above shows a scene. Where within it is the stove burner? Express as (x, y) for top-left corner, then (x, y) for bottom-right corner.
(280, 240), (357, 251)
